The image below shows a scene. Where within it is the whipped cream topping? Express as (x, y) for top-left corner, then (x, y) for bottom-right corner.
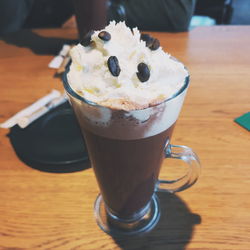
(67, 21), (188, 111)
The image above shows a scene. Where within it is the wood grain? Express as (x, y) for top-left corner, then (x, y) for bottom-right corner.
(0, 26), (250, 250)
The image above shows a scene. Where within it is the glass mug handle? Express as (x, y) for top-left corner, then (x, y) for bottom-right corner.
(156, 142), (201, 193)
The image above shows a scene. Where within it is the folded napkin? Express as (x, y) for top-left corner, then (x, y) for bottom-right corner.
(0, 90), (67, 129)
(48, 44), (71, 69)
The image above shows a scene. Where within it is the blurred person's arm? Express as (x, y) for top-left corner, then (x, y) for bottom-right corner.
(0, 0), (34, 36)
(124, 0), (196, 32)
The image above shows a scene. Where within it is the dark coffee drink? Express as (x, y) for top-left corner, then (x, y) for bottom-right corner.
(63, 22), (200, 235)
(66, 91), (185, 218)
(81, 123), (175, 218)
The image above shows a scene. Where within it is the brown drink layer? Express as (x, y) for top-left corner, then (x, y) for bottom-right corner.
(65, 70), (188, 217)
(66, 81), (186, 219)
(68, 93), (178, 218)
(65, 20), (189, 222)
(83, 124), (175, 218)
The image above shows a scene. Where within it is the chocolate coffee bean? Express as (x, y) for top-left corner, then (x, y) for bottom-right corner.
(137, 63), (150, 82)
(141, 34), (160, 50)
(98, 31), (111, 41)
(140, 33), (154, 47)
(149, 38), (160, 51)
(108, 56), (121, 77)
(80, 30), (94, 47)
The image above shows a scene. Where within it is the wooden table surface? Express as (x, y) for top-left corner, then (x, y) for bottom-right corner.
(0, 26), (249, 250)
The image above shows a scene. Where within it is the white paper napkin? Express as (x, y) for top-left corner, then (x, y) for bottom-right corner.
(0, 90), (67, 129)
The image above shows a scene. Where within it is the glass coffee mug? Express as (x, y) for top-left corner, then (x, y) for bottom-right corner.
(63, 72), (201, 236)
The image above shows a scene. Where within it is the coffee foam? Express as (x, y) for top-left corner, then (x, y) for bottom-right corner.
(68, 85), (187, 140)
(67, 21), (188, 111)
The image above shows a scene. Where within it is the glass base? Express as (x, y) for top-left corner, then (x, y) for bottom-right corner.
(94, 194), (160, 236)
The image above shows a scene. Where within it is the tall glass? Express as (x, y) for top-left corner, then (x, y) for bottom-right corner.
(63, 70), (201, 235)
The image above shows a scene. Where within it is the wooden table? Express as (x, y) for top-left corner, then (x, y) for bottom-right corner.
(0, 26), (249, 249)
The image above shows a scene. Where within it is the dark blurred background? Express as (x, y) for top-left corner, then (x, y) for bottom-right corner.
(0, 0), (249, 37)
(192, 0), (250, 26)
(229, 0), (250, 24)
